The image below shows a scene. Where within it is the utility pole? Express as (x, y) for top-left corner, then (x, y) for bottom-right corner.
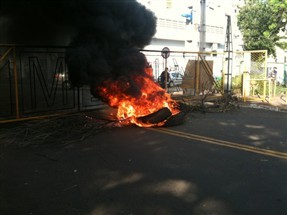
(199, 0), (206, 52)
(224, 15), (233, 94)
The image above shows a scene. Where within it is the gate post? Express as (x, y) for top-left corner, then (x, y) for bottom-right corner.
(242, 70), (250, 100)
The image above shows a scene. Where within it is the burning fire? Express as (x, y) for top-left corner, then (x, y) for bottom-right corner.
(97, 68), (180, 127)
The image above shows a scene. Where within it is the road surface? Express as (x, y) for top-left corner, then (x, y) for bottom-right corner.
(1, 107), (287, 215)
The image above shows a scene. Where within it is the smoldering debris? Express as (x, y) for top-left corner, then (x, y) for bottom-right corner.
(137, 107), (172, 125)
(0, 111), (123, 147)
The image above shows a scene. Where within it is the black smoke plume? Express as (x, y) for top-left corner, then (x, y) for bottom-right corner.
(65, 0), (157, 99)
(0, 0), (157, 100)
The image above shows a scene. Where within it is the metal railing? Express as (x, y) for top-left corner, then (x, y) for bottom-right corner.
(0, 45), (273, 123)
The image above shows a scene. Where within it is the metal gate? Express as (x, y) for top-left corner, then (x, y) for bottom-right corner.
(233, 50), (269, 101)
(0, 45), (105, 122)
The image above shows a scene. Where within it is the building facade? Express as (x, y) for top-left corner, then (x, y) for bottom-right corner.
(138, 0), (244, 53)
(138, 0), (244, 78)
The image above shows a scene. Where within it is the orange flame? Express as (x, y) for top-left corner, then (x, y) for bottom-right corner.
(97, 68), (180, 127)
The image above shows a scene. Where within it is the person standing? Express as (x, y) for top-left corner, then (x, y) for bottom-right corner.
(160, 67), (170, 89)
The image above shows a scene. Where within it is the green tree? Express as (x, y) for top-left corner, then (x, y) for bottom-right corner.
(237, 0), (287, 57)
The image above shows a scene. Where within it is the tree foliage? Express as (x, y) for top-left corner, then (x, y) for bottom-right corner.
(237, 0), (287, 57)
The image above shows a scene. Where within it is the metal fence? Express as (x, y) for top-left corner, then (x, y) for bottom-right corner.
(0, 45), (271, 122)
(142, 50), (225, 95)
(143, 49), (270, 96)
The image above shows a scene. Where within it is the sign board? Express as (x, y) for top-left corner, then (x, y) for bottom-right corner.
(161, 47), (170, 59)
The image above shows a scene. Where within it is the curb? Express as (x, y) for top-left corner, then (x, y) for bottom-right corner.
(240, 103), (287, 113)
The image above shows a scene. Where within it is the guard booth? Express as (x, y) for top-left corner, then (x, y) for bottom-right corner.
(181, 59), (214, 95)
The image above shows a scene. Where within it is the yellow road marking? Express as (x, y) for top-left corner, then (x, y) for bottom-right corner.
(149, 128), (287, 160)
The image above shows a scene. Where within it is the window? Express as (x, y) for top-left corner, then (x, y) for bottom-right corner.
(166, 0), (172, 9)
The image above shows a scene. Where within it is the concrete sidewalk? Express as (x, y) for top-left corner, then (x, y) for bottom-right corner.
(240, 95), (287, 112)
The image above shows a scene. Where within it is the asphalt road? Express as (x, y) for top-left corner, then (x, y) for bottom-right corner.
(1, 107), (287, 215)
